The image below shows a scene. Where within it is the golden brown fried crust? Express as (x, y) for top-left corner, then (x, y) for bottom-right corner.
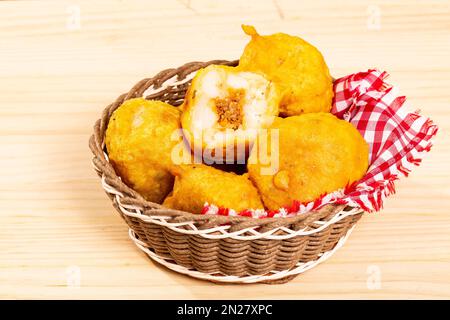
(163, 164), (264, 213)
(248, 113), (369, 210)
(105, 98), (181, 203)
(238, 25), (333, 116)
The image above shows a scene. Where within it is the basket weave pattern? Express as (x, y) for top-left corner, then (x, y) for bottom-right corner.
(89, 60), (364, 284)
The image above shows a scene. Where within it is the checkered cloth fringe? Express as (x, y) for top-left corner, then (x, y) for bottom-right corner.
(203, 70), (438, 218)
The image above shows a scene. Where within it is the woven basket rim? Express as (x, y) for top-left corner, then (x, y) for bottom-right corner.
(89, 59), (359, 231)
(128, 225), (356, 283)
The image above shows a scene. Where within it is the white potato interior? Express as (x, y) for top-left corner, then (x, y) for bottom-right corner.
(187, 67), (276, 148)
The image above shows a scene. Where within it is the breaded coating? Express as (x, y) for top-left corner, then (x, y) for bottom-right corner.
(105, 98), (182, 203)
(163, 164), (264, 213)
(238, 25), (333, 116)
(247, 113), (369, 210)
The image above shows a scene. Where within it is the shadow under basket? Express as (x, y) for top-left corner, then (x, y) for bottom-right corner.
(89, 59), (364, 284)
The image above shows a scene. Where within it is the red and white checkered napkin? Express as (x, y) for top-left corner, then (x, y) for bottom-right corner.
(202, 70), (439, 218)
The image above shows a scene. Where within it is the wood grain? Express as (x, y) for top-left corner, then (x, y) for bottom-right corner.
(0, 0), (449, 299)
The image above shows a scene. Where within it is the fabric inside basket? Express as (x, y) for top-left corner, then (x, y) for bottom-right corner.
(202, 69), (438, 218)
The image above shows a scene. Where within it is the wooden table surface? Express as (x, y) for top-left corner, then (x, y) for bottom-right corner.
(1, 0), (449, 299)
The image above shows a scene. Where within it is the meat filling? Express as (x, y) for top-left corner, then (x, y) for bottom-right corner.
(214, 89), (245, 130)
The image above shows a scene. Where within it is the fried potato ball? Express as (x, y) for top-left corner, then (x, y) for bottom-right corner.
(105, 98), (182, 203)
(247, 113), (369, 210)
(238, 25), (333, 117)
(181, 64), (280, 164)
(163, 164), (264, 213)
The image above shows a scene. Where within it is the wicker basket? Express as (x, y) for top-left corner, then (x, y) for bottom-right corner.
(89, 59), (364, 284)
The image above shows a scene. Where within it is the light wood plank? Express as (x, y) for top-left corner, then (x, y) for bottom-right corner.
(0, 0), (449, 299)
